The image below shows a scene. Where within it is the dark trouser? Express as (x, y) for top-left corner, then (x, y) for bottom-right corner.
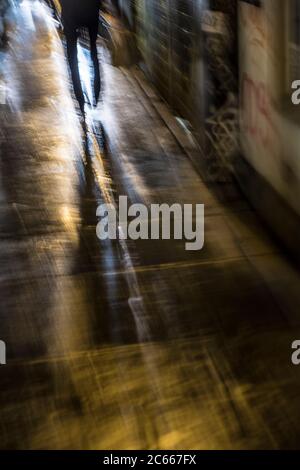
(64, 20), (101, 114)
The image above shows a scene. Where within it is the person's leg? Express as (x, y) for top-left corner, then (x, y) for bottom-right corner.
(88, 21), (101, 106)
(65, 25), (85, 114)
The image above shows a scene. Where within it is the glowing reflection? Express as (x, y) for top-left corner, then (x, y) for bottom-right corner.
(78, 44), (94, 110)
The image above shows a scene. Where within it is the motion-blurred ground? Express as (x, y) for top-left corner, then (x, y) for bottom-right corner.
(0, 0), (300, 450)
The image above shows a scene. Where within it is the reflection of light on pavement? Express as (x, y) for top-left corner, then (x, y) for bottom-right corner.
(78, 44), (94, 110)
(0, 78), (6, 104)
(20, 0), (36, 31)
(59, 205), (79, 243)
(8, 0), (82, 248)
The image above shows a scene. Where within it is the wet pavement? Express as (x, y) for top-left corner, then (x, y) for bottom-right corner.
(1, 1), (300, 450)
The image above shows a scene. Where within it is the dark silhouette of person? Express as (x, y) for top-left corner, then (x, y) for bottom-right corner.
(59, 0), (101, 116)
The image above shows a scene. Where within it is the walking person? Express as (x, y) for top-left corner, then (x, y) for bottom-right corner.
(59, 0), (101, 117)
